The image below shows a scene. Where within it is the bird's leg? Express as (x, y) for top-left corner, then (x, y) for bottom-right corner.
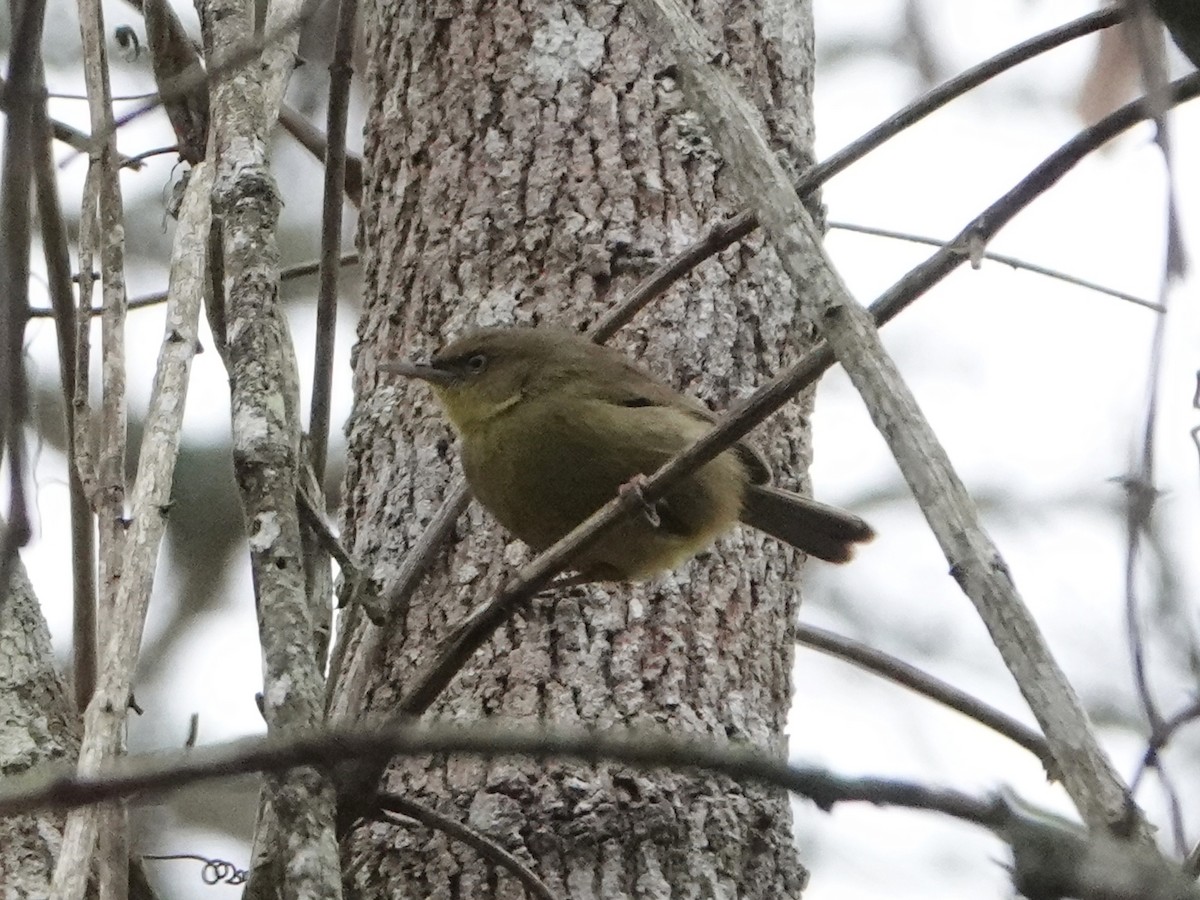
(618, 473), (661, 528)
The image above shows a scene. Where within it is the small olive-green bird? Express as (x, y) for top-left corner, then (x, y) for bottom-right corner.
(385, 327), (873, 580)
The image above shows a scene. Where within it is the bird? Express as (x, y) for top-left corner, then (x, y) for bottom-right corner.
(384, 327), (873, 580)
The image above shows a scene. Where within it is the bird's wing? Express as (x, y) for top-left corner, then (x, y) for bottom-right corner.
(576, 356), (774, 485)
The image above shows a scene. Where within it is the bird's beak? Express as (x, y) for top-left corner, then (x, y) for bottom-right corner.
(381, 359), (456, 385)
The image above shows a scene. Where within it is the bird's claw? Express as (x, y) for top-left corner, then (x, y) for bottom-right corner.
(619, 474), (661, 528)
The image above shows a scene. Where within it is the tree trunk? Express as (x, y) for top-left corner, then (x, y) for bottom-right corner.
(0, 562), (79, 898)
(332, 1), (820, 896)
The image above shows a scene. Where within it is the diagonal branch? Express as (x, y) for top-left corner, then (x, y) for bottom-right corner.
(794, 623), (1052, 768)
(630, 0), (1151, 840)
(336, 13), (1200, 833)
(375, 793), (558, 900)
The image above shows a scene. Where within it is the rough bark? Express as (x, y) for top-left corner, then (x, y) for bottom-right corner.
(0, 561), (78, 899)
(333, 1), (819, 896)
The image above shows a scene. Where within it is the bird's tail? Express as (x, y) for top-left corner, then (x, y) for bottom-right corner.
(740, 483), (874, 563)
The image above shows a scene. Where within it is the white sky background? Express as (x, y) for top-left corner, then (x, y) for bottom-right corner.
(12, 0), (1200, 897)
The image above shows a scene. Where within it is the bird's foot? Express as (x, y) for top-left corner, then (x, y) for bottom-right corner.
(618, 473), (661, 528)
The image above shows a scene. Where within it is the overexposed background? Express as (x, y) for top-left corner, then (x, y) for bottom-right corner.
(12, 1), (1200, 896)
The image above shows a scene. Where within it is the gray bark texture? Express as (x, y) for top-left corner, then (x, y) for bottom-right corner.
(0, 562), (78, 898)
(333, 1), (820, 896)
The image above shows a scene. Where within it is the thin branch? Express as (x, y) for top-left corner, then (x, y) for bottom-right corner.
(0, 75), (143, 169)
(1132, 696), (1200, 858)
(75, 1), (135, 888)
(27, 252), (362, 319)
(118, 144), (183, 167)
(296, 488), (360, 580)
(307, 0), (358, 484)
(76, 0), (131, 680)
(32, 85), (98, 711)
(1119, 5), (1181, 843)
(0, 0), (47, 602)
(868, 72), (1200, 327)
(50, 164), (210, 900)
(1126, 0), (1187, 276)
(826, 220), (1161, 312)
(375, 794), (557, 900)
(794, 623), (1053, 770)
(93, 4), (313, 150)
(76, 12), (133, 888)
(72, 169), (99, 544)
(45, 89), (162, 102)
(277, 106), (364, 205)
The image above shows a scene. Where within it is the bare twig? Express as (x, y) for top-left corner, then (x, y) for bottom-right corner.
(32, 87), (97, 711)
(72, 170), (99, 524)
(49, 163), (210, 900)
(56, 0), (131, 891)
(868, 72), (1200, 328)
(72, 5), (313, 156)
(826, 220), (1161, 312)
(0, 75), (142, 169)
(76, 3), (130, 624)
(296, 488), (360, 581)
(1119, 2), (1186, 849)
(28, 252), (362, 319)
(0, 0), (47, 603)
(794, 623), (1052, 770)
(375, 793), (558, 900)
(307, 0), (358, 484)
(277, 107), (364, 205)
(1132, 696), (1200, 858)
(1124, 0), (1187, 276)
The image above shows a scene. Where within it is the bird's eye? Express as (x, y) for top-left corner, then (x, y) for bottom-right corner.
(465, 353), (488, 375)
